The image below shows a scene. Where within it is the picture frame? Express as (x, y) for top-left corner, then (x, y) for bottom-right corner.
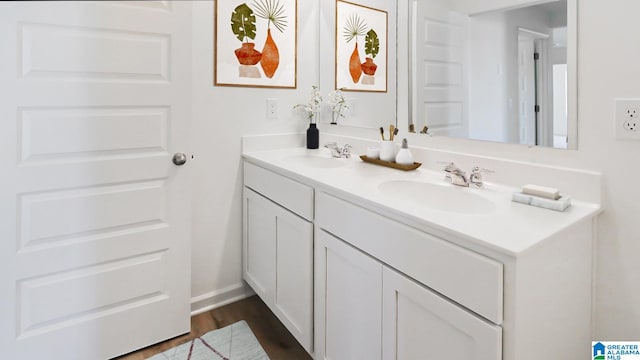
(215, 0), (297, 88)
(335, 0), (388, 92)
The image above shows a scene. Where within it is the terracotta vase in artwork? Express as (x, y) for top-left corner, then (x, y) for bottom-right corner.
(349, 43), (363, 83)
(260, 29), (280, 78)
(361, 57), (377, 76)
(235, 42), (262, 65)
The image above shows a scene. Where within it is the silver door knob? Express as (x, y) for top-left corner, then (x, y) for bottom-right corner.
(172, 153), (187, 166)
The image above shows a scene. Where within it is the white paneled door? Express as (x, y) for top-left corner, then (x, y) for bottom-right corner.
(0, 2), (192, 359)
(412, 0), (468, 138)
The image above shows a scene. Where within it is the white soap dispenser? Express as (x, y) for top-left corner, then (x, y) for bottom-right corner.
(395, 138), (414, 165)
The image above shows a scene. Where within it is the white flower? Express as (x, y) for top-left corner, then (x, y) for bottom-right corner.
(294, 85), (323, 123)
(327, 88), (349, 124)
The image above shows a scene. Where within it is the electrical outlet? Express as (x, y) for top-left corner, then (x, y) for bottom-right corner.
(615, 99), (640, 140)
(267, 98), (278, 119)
(624, 119), (638, 131)
(625, 107), (639, 118)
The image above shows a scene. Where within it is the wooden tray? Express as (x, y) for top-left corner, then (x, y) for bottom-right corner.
(359, 155), (422, 171)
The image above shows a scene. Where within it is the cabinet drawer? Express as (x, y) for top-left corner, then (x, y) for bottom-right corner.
(244, 161), (314, 220)
(316, 192), (503, 324)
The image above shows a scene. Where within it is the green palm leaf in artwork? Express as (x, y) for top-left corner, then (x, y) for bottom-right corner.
(252, 0), (288, 33)
(364, 29), (379, 58)
(343, 13), (367, 43)
(231, 3), (257, 42)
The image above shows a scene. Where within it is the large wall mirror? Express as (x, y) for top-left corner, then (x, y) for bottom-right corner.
(319, 0), (398, 129)
(405, 0), (577, 149)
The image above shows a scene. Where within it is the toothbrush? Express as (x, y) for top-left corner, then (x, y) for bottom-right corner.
(389, 125), (395, 141)
(379, 126), (385, 140)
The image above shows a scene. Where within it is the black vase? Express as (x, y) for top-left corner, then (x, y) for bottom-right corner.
(306, 123), (319, 149)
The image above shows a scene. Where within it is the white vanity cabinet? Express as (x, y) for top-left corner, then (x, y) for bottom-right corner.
(242, 153), (595, 360)
(313, 190), (592, 360)
(242, 162), (313, 352)
(314, 193), (502, 360)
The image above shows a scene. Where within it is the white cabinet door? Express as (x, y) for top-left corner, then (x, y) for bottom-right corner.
(244, 189), (277, 301)
(0, 2), (192, 359)
(243, 188), (313, 352)
(382, 267), (502, 360)
(315, 230), (382, 360)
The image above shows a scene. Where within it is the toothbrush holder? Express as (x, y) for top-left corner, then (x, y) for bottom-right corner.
(379, 140), (396, 162)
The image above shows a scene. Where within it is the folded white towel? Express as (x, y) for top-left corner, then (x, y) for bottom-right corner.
(512, 192), (571, 212)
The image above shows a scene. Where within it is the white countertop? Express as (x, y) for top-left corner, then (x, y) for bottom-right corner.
(243, 147), (601, 257)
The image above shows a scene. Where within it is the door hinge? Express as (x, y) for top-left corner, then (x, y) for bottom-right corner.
(535, 105), (540, 113)
(534, 52), (540, 60)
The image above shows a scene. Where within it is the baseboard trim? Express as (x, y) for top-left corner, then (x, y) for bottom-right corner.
(190, 283), (255, 316)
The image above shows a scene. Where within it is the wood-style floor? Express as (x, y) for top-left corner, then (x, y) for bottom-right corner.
(114, 295), (312, 360)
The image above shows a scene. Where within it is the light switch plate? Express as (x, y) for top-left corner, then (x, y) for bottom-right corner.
(267, 98), (278, 119)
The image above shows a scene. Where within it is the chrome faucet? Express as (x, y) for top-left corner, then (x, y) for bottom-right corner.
(443, 163), (492, 188)
(324, 142), (352, 159)
(443, 163), (469, 187)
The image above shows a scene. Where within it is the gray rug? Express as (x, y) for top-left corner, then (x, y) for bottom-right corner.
(148, 321), (270, 360)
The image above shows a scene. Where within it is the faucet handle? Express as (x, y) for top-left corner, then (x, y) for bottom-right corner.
(469, 166), (493, 187)
(342, 144), (352, 159)
(442, 162), (464, 174)
(471, 166), (494, 177)
(443, 162), (456, 171)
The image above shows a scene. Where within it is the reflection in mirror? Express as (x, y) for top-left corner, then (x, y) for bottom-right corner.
(319, 0), (398, 130)
(408, 0), (576, 149)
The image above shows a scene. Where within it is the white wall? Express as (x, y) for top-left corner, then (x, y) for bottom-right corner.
(467, 11), (510, 142)
(191, 0), (640, 340)
(189, 0), (318, 312)
(399, 0), (640, 340)
(460, 3), (559, 144)
(581, 1), (640, 339)
(552, 64), (568, 139)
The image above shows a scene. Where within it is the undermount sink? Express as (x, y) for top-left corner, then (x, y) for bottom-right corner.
(283, 154), (347, 169)
(377, 180), (497, 214)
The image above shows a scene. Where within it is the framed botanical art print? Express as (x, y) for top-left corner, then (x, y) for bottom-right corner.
(335, 0), (388, 92)
(215, 0), (297, 88)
